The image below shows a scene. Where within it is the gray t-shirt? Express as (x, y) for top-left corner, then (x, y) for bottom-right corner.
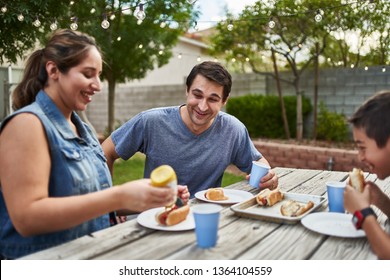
(111, 105), (261, 195)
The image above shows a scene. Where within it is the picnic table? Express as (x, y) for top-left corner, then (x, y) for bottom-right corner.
(21, 167), (390, 260)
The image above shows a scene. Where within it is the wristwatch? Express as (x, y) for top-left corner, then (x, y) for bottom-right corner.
(352, 207), (377, 230)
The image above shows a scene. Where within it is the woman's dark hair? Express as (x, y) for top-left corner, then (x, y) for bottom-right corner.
(186, 61), (232, 102)
(349, 90), (390, 148)
(12, 29), (101, 110)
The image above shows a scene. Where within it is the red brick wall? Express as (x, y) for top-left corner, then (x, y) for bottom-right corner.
(253, 140), (365, 172)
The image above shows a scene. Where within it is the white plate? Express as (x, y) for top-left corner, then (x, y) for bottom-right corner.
(195, 189), (254, 204)
(301, 212), (366, 238)
(137, 207), (195, 231)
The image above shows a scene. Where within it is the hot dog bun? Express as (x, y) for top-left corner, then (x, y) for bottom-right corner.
(256, 188), (284, 206)
(205, 188), (228, 201)
(280, 200), (314, 217)
(348, 168), (364, 192)
(155, 204), (190, 226)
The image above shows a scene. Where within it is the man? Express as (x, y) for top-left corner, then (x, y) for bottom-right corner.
(344, 90), (390, 259)
(102, 61), (278, 196)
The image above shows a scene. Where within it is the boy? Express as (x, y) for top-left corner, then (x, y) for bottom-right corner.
(344, 90), (390, 259)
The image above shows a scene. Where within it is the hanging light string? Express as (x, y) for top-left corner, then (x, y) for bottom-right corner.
(0, 0), (382, 31)
(0, 0), (387, 70)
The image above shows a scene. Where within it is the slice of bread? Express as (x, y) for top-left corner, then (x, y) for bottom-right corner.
(280, 200), (314, 217)
(349, 168), (364, 192)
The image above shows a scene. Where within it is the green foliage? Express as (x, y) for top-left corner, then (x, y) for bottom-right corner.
(1, 1), (197, 67)
(226, 94), (312, 139)
(316, 102), (349, 142)
(0, 0), (70, 64)
(112, 153), (244, 188)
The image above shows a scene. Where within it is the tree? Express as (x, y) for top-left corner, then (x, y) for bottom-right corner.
(209, 0), (332, 141)
(320, 0), (390, 68)
(1, 0), (197, 133)
(209, 0), (389, 141)
(0, 0), (70, 64)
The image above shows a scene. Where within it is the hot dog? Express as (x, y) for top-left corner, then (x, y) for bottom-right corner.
(155, 202), (190, 226)
(348, 168), (365, 192)
(256, 188), (284, 206)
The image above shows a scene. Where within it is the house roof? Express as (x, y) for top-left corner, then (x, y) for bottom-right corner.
(179, 36), (209, 49)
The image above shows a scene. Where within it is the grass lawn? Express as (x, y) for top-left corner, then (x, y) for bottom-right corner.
(112, 153), (245, 187)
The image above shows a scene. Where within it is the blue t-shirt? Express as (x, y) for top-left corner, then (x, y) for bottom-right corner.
(112, 106), (261, 195)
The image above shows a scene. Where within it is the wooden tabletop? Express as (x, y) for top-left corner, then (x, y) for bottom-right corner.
(21, 167), (390, 260)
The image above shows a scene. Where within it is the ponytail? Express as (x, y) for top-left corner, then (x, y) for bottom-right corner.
(12, 49), (47, 110)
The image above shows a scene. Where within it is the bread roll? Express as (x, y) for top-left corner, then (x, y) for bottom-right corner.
(205, 188), (228, 201)
(165, 205), (190, 226)
(256, 188), (284, 206)
(280, 200), (314, 217)
(349, 168), (364, 192)
(156, 204), (190, 226)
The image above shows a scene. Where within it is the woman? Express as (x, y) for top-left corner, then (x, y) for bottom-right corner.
(0, 29), (189, 259)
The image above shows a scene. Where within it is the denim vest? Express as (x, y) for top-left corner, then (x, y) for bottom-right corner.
(0, 90), (112, 259)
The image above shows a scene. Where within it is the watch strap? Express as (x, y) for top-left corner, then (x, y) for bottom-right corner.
(353, 207), (377, 230)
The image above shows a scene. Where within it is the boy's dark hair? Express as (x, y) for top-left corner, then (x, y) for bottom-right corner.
(185, 61), (232, 102)
(349, 90), (390, 148)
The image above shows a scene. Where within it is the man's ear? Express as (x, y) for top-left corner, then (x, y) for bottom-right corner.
(46, 61), (59, 80)
(222, 96), (229, 106)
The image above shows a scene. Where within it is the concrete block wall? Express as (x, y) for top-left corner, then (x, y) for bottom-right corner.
(87, 73), (267, 133)
(87, 65), (389, 136)
(253, 140), (364, 172)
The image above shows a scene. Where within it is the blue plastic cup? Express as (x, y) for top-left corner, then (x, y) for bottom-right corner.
(192, 204), (223, 248)
(249, 161), (270, 188)
(326, 181), (346, 213)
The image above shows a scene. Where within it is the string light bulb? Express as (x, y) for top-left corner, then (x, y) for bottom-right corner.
(90, 8), (96, 14)
(178, 53), (182, 59)
(160, 21), (167, 28)
(315, 10), (323, 22)
(193, 21), (199, 31)
(268, 18), (275, 29)
(367, 0), (376, 12)
(1, 6), (7, 13)
(110, 14), (116, 20)
(50, 20), (58, 31)
(383, 67), (386, 73)
(227, 20), (234, 31)
(117, 36), (121, 41)
(101, 15), (110, 29)
(70, 17), (78, 30)
(135, 4), (146, 21)
(17, 14), (24, 21)
(33, 17), (41, 27)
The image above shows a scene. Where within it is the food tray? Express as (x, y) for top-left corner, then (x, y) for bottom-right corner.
(230, 192), (327, 224)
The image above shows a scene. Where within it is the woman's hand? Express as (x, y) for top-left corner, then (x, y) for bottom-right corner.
(119, 179), (175, 212)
